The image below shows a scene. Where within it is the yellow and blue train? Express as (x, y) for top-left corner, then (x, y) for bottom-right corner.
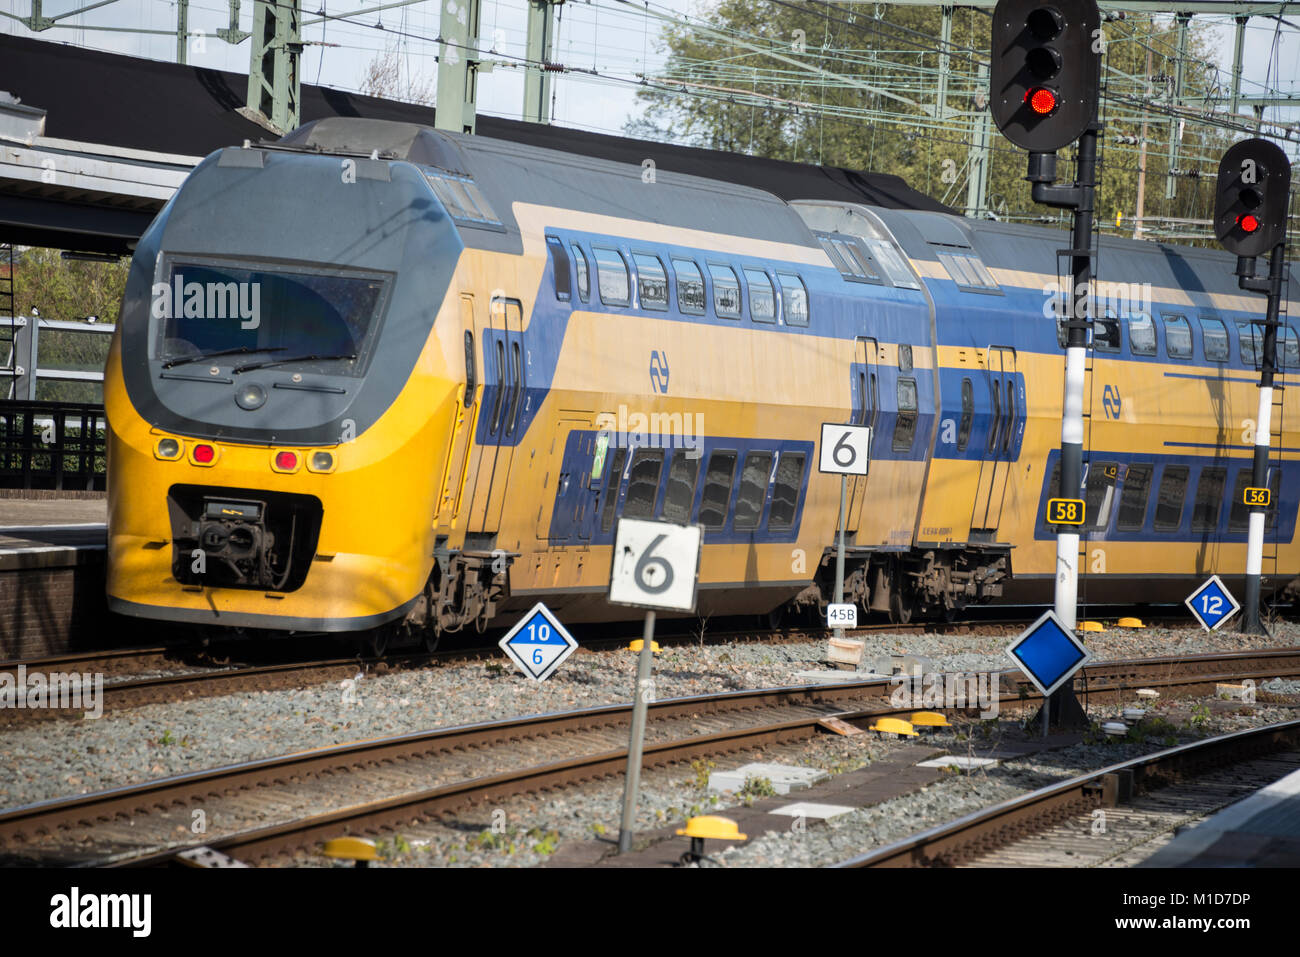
(103, 117), (1299, 642)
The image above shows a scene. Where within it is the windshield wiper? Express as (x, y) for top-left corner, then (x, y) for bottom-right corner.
(232, 353), (358, 374)
(161, 346), (286, 370)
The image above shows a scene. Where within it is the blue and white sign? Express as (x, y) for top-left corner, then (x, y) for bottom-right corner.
(1006, 610), (1092, 698)
(498, 602), (578, 682)
(1186, 575), (1240, 632)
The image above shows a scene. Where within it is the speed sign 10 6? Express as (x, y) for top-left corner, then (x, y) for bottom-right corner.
(608, 518), (703, 612)
(819, 423), (871, 476)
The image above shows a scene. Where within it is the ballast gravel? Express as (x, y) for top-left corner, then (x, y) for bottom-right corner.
(1, 619), (1298, 811)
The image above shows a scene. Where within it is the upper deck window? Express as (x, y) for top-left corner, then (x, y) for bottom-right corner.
(593, 246), (630, 306)
(1163, 315), (1192, 359)
(1200, 317), (1229, 362)
(743, 268), (776, 323)
(776, 273), (809, 326)
(673, 259), (706, 315)
(708, 264), (742, 318)
(632, 253), (669, 310)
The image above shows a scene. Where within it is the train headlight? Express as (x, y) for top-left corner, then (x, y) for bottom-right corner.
(307, 451), (336, 474)
(235, 382), (267, 410)
(271, 450), (300, 473)
(154, 438), (182, 460)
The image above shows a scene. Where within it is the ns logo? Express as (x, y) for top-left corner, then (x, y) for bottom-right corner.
(1101, 384), (1122, 420)
(649, 350), (670, 394)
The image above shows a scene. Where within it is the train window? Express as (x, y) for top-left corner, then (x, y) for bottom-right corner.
(1095, 309), (1121, 352)
(1153, 465), (1189, 531)
(1116, 464), (1153, 531)
(776, 273), (809, 326)
(1129, 313), (1156, 355)
(599, 449), (629, 532)
(768, 452), (805, 530)
(744, 268), (776, 323)
(817, 237), (852, 274)
(893, 377), (918, 453)
(708, 264), (742, 318)
(866, 239), (917, 288)
(1237, 322), (1259, 366)
(1192, 467), (1226, 531)
(463, 331), (476, 405)
(571, 244), (590, 302)
(673, 259), (706, 315)
(632, 254), (669, 310)
(490, 339), (507, 433)
(698, 450), (738, 528)
(898, 344), (913, 374)
(593, 246), (630, 306)
(1200, 317), (1229, 362)
(734, 451), (774, 530)
(987, 378), (1002, 454)
(937, 252), (1001, 292)
(425, 173), (502, 226)
(1163, 315), (1192, 359)
(1083, 462), (1118, 530)
(661, 450), (700, 523)
(623, 449), (665, 519)
(817, 233), (882, 283)
(546, 237), (571, 301)
(958, 378), (973, 452)
(1284, 326), (1300, 368)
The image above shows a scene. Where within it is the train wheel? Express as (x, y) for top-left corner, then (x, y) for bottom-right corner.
(424, 630), (442, 653)
(366, 629), (389, 657)
(888, 587), (915, 626)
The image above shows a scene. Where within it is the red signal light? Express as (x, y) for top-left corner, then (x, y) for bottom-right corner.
(274, 451), (298, 472)
(1026, 87), (1058, 115)
(193, 444), (215, 464)
(1237, 213), (1260, 233)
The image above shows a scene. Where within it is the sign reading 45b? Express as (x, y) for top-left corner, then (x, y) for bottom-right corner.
(819, 423), (871, 476)
(609, 518), (702, 612)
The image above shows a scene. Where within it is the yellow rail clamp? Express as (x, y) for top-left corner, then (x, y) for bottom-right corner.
(870, 717), (918, 738)
(1081, 621), (1106, 633)
(628, 639), (661, 654)
(676, 815), (747, 864)
(322, 836), (381, 867)
(1117, 617), (1145, 629)
(910, 711), (950, 729)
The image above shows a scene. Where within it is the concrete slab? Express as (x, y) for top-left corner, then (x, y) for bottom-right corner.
(709, 762), (830, 795)
(917, 755), (1000, 770)
(795, 669), (871, 684)
(769, 802), (856, 820)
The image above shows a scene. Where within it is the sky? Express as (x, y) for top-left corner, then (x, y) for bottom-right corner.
(2, 0), (1300, 143)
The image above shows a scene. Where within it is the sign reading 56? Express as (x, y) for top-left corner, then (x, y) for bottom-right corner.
(1046, 497), (1086, 525)
(1243, 486), (1271, 507)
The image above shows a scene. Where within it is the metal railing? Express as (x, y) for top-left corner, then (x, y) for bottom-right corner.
(2, 314), (112, 402)
(0, 401), (106, 490)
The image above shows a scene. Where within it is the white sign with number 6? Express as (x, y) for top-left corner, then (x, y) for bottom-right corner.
(819, 423), (871, 476)
(609, 518), (702, 612)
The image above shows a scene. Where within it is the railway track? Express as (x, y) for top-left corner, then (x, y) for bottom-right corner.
(2, 648), (1298, 867)
(0, 613), (1236, 724)
(834, 718), (1300, 868)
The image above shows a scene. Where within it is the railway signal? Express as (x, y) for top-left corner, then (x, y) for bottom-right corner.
(990, 0), (1101, 732)
(1213, 138), (1292, 635)
(990, 0), (1101, 153)
(1214, 139), (1290, 258)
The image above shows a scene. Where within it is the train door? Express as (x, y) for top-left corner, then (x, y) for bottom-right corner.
(535, 421), (601, 543)
(970, 346), (1018, 537)
(846, 337), (878, 535)
(436, 295), (481, 530)
(465, 295), (525, 535)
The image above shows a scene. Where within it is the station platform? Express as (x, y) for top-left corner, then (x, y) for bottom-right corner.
(1141, 758), (1300, 867)
(0, 494), (109, 659)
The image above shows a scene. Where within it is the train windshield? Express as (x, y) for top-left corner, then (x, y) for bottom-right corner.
(154, 260), (388, 376)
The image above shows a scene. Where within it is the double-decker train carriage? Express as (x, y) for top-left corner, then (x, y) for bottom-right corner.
(103, 117), (1300, 642)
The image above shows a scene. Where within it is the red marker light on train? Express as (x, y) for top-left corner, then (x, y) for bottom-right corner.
(1026, 87), (1058, 115)
(192, 444), (216, 465)
(1237, 213), (1260, 233)
(274, 450), (299, 472)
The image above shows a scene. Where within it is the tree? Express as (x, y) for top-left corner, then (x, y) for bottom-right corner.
(629, 2), (1248, 243)
(359, 39), (436, 105)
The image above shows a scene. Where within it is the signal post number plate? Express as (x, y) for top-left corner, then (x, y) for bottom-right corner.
(1046, 498), (1086, 525)
(826, 603), (857, 629)
(1244, 487), (1271, 507)
(819, 423), (871, 476)
(609, 518), (703, 613)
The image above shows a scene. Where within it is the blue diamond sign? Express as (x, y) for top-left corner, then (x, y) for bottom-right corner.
(499, 602), (578, 682)
(1006, 610), (1092, 698)
(1186, 575), (1240, 632)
